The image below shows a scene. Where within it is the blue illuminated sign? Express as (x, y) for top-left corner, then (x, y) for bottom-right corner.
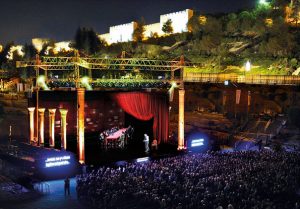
(45, 156), (71, 168)
(136, 157), (149, 163)
(191, 139), (204, 147)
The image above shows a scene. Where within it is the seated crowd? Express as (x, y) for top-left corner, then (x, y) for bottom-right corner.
(76, 150), (300, 209)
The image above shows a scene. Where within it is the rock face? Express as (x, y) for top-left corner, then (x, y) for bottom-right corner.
(228, 41), (251, 54)
(162, 41), (187, 51)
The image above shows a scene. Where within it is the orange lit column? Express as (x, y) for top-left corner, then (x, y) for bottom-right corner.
(178, 89), (185, 150)
(60, 109), (68, 150)
(38, 108), (46, 146)
(77, 88), (85, 164)
(48, 109), (56, 148)
(28, 107), (35, 144)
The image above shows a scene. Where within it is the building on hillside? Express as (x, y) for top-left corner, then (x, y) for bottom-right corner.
(53, 41), (72, 54)
(7, 45), (24, 60)
(32, 38), (51, 52)
(144, 23), (163, 38)
(32, 38), (72, 55)
(99, 33), (111, 45)
(98, 9), (194, 45)
(160, 9), (193, 34)
(111, 22), (138, 43)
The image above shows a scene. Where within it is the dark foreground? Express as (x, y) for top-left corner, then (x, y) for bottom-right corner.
(1, 178), (86, 209)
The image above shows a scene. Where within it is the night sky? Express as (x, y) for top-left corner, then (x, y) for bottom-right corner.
(0, 0), (255, 45)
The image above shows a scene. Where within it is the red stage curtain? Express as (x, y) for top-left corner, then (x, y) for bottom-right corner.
(112, 92), (169, 144)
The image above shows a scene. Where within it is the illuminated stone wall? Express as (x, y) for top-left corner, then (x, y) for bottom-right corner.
(109, 22), (138, 43)
(32, 38), (72, 54)
(144, 23), (162, 38)
(160, 9), (193, 33)
(53, 41), (71, 54)
(7, 45), (24, 60)
(99, 9), (194, 45)
(99, 33), (111, 45)
(32, 38), (51, 52)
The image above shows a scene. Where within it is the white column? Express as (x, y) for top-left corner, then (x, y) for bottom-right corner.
(38, 108), (46, 146)
(28, 107), (35, 144)
(60, 109), (68, 150)
(48, 109), (56, 148)
(178, 89), (185, 150)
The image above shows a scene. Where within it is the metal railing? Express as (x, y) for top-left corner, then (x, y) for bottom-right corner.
(184, 73), (300, 85)
(34, 182), (50, 194)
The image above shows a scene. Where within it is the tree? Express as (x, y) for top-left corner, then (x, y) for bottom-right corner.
(226, 13), (240, 34)
(187, 14), (202, 38)
(198, 17), (222, 55)
(162, 19), (174, 34)
(88, 29), (102, 54)
(291, 0), (300, 26)
(271, 0), (291, 15)
(39, 42), (54, 56)
(73, 27), (84, 50)
(133, 18), (146, 42)
(202, 17), (222, 35)
(263, 18), (295, 57)
(150, 32), (159, 39)
(198, 35), (221, 55)
(239, 11), (255, 32)
(23, 43), (37, 61)
(0, 42), (13, 65)
(71, 27), (103, 55)
(272, 0), (290, 8)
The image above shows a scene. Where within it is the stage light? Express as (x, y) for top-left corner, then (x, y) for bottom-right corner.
(171, 82), (177, 88)
(136, 157), (150, 163)
(37, 75), (45, 84)
(81, 76), (92, 90)
(37, 75), (50, 90)
(259, 0), (269, 5)
(224, 80), (229, 86)
(81, 77), (89, 85)
(245, 61), (251, 72)
(168, 82), (178, 102)
(191, 139), (204, 147)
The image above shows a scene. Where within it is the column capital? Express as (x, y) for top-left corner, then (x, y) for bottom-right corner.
(48, 108), (56, 114)
(28, 107), (35, 112)
(38, 108), (46, 113)
(59, 109), (68, 115)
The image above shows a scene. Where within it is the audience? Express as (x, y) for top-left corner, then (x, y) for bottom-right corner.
(76, 150), (300, 209)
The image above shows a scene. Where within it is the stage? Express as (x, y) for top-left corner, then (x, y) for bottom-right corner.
(28, 90), (170, 164)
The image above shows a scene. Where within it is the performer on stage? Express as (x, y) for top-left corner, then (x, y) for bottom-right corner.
(143, 133), (149, 153)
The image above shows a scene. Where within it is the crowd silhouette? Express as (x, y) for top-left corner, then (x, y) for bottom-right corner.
(76, 150), (300, 209)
